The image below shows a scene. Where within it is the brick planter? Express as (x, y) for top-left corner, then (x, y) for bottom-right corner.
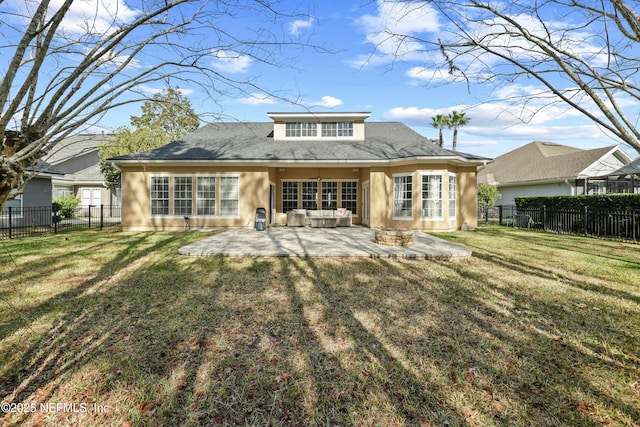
(374, 228), (414, 246)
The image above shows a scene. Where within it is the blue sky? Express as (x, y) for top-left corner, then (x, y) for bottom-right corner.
(10, 0), (637, 160)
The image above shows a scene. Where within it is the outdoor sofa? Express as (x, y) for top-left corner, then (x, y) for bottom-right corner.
(286, 208), (352, 227)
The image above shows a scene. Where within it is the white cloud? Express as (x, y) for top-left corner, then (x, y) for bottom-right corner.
(211, 50), (253, 73)
(383, 103), (618, 153)
(238, 94), (276, 105)
(289, 18), (313, 36)
(357, 0), (440, 37)
(383, 106), (443, 125)
(310, 96), (343, 108)
(48, 0), (138, 34)
(352, 0), (439, 67)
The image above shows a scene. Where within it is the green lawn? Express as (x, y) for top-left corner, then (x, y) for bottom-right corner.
(0, 228), (638, 426)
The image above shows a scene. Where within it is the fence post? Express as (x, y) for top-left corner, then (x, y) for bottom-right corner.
(100, 205), (104, 230)
(88, 205), (92, 229)
(584, 206), (589, 236)
(543, 205), (547, 231)
(8, 207), (12, 239)
(498, 205), (503, 225)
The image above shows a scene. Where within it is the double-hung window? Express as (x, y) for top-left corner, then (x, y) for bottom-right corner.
(321, 181), (338, 210)
(174, 177), (193, 216)
(421, 174), (443, 219)
(196, 176), (216, 216)
(302, 181), (318, 210)
(150, 174), (238, 217)
(150, 176), (170, 216)
(219, 176), (239, 216)
(341, 181), (357, 215)
(282, 181), (298, 212)
(448, 175), (457, 219)
(393, 175), (412, 218)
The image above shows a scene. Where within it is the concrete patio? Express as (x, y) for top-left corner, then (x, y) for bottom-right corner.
(178, 227), (472, 260)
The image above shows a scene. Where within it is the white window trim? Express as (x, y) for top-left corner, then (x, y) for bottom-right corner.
(172, 175), (194, 217)
(321, 180), (339, 210)
(362, 180), (370, 223)
(281, 180), (299, 214)
(340, 180), (359, 217)
(448, 173), (457, 220)
(195, 175), (217, 217)
(149, 173), (240, 218)
(392, 172), (414, 220)
(301, 180), (319, 210)
(420, 172), (445, 221)
(150, 174), (171, 218)
(218, 174), (241, 218)
(284, 121), (357, 140)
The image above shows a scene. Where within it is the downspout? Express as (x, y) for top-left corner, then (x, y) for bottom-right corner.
(564, 179), (575, 196)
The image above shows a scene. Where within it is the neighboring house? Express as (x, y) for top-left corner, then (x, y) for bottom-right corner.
(44, 134), (119, 206)
(3, 161), (62, 211)
(477, 141), (634, 205)
(2, 160), (62, 227)
(109, 112), (490, 231)
(588, 157), (640, 194)
(2, 131), (60, 214)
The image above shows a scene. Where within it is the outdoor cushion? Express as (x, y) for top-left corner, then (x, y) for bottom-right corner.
(286, 210), (306, 226)
(336, 210), (352, 227)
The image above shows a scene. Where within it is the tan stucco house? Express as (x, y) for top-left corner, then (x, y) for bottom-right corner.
(109, 112), (489, 231)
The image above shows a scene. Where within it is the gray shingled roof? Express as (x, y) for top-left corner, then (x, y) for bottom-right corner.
(109, 122), (489, 164)
(478, 141), (619, 184)
(45, 134), (113, 165)
(603, 157), (640, 177)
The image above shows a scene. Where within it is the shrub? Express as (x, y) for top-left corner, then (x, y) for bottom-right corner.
(515, 194), (640, 210)
(53, 194), (81, 219)
(478, 184), (501, 221)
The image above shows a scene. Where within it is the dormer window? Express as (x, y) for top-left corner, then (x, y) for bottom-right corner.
(285, 122), (317, 137)
(321, 122), (353, 137)
(268, 112), (371, 141)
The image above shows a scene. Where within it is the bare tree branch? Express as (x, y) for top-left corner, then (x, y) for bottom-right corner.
(369, 0), (640, 154)
(1, 0), (321, 210)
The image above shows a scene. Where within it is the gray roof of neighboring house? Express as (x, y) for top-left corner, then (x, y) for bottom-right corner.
(603, 157), (640, 177)
(29, 159), (63, 177)
(44, 134), (113, 165)
(477, 141), (622, 185)
(45, 134), (113, 184)
(109, 122), (490, 164)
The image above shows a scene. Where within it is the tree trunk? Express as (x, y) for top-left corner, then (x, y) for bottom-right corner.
(452, 128), (458, 151)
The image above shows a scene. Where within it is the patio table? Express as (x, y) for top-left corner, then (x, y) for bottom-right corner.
(309, 217), (337, 228)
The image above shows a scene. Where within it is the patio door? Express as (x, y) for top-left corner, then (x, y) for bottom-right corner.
(362, 181), (370, 226)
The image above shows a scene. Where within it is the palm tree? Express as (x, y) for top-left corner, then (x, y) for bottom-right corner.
(431, 114), (449, 148)
(447, 110), (471, 151)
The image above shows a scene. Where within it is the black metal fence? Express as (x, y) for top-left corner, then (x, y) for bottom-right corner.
(485, 204), (639, 242)
(1, 205), (121, 239)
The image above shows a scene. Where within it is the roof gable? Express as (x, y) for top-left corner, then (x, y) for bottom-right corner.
(478, 141), (626, 184)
